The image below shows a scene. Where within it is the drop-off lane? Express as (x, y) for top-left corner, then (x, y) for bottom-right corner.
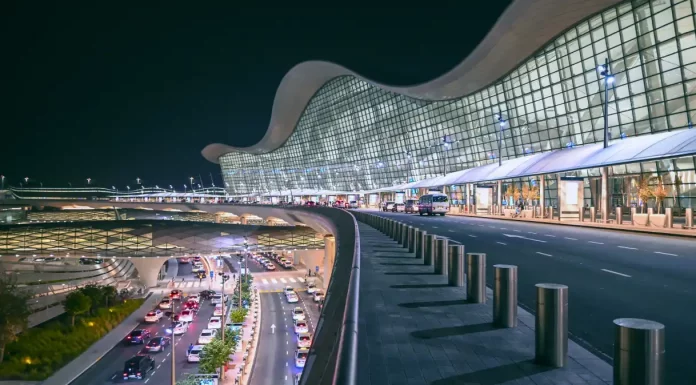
(367, 211), (696, 385)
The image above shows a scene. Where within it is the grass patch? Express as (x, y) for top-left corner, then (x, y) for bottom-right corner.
(0, 298), (145, 381)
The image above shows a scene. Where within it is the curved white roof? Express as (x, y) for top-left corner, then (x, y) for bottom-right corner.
(202, 0), (621, 163)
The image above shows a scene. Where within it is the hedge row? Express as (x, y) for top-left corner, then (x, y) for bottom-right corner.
(0, 298), (144, 381)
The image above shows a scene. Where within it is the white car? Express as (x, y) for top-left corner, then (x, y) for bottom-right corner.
(158, 299), (172, 310)
(173, 322), (188, 335)
(294, 320), (308, 334)
(313, 291), (324, 302)
(186, 294), (200, 303)
(179, 310), (194, 323)
(144, 310), (163, 323)
(197, 329), (217, 344)
(266, 264), (276, 271)
(286, 292), (299, 303)
(282, 260), (293, 269)
(208, 316), (222, 329)
(213, 304), (223, 317)
(187, 345), (204, 363)
(211, 294), (223, 305)
(192, 263), (204, 273)
(295, 348), (309, 368)
(306, 282), (317, 294)
(292, 307), (306, 321)
(284, 286), (295, 295)
(297, 332), (312, 348)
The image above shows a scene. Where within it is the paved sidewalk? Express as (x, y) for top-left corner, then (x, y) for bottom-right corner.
(356, 223), (612, 385)
(42, 293), (159, 385)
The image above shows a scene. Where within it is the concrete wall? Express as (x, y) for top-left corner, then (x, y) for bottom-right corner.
(294, 250), (324, 275)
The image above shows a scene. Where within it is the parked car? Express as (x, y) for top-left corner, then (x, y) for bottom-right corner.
(295, 348), (309, 368)
(306, 281), (317, 294)
(187, 345), (205, 363)
(382, 201), (395, 212)
(292, 307), (306, 321)
(197, 329), (217, 344)
(392, 203), (405, 212)
(294, 320), (309, 334)
(405, 199), (419, 213)
(313, 290), (324, 302)
(208, 316), (222, 329)
(349, 201), (359, 209)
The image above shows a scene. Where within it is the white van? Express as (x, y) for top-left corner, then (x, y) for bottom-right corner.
(418, 193), (449, 216)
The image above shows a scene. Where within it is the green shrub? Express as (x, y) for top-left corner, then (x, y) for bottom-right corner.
(0, 298), (144, 380)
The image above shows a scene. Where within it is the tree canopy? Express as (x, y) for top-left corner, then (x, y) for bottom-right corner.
(64, 291), (92, 326)
(0, 275), (32, 364)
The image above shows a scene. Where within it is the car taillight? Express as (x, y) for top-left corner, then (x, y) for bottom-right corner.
(136, 372), (141, 376)
(127, 336), (131, 339)
(123, 372), (128, 377)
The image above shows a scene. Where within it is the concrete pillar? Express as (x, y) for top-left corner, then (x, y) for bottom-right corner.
(240, 216), (248, 225)
(130, 257), (167, 288)
(497, 180), (502, 215)
(601, 167), (609, 223)
(540, 176), (546, 217)
(323, 235), (335, 291)
(467, 184), (473, 213)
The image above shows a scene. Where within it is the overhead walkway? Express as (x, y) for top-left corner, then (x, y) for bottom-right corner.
(354, 217), (612, 384)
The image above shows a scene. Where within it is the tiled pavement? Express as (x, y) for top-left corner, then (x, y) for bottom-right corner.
(356, 223), (612, 385)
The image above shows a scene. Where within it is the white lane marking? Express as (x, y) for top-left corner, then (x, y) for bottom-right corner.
(286, 362), (289, 366)
(432, 226), (439, 229)
(297, 277), (305, 283)
(280, 278), (287, 283)
(496, 242), (507, 245)
(289, 277), (297, 283)
(271, 278), (278, 284)
(144, 379), (150, 384)
(544, 234), (556, 237)
(262, 279), (269, 284)
(503, 234), (546, 243)
(588, 241), (604, 245)
(654, 251), (678, 256)
(500, 227), (507, 230)
(488, 226), (496, 228)
(564, 237), (578, 240)
(448, 229), (455, 232)
(157, 364), (161, 369)
(601, 269), (632, 278)
(513, 229), (521, 232)
(536, 252), (552, 257)
(468, 234), (477, 238)
(528, 232), (537, 234)
(618, 246), (638, 250)
(166, 352), (171, 357)
(111, 375), (117, 379)
(478, 225), (484, 227)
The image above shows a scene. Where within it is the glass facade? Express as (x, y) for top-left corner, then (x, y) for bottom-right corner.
(219, 0), (696, 208)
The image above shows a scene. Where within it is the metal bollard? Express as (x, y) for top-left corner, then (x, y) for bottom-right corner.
(424, 234), (437, 266)
(665, 207), (672, 228)
(448, 245), (465, 286)
(535, 283), (568, 367)
(434, 238), (449, 275)
(589, 206), (596, 222)
(399, 223), (407, 246)
(687, 207), (694, 229)
(466, 253), (486, 303)
(613, 318), (665, 385)
(616, 207), (623, 225)
(493, 264), (518, 328)
(415, 230), (426, 259)
(402, 225), (412, 248)
(408, 227), (418, 253)
(391, 220), (398, 240)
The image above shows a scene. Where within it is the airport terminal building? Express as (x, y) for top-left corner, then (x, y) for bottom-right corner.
(203, 0), (696, 210)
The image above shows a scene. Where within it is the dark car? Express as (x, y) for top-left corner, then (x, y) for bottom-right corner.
(145, 336), (171, 352)
(125, 329), (151, 344)
(123, 355), (155, 380)
(200, 290), (215, 300)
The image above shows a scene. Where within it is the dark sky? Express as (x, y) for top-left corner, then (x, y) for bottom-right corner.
(2, 2), (511, 189)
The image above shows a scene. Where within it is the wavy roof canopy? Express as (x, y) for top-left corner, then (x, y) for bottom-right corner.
(202, 0), (622, 164)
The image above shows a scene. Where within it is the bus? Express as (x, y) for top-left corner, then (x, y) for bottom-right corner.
(418, 193), (449, 216)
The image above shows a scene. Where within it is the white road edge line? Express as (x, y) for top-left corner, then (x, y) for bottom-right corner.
(654, 251), (678, 256)
(588, 241), (604, 244)
(564, 237), (578, 240)
(496, 242), (507, 245)
(536, 252), (552, 257)
(544, 234), (556, 237)
(601, 269), (632, 278)
(618, 246), (638, 250)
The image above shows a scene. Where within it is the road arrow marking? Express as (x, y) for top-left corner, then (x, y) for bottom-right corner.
(502, 234), (547, 243)
(271, 324), (276, 334)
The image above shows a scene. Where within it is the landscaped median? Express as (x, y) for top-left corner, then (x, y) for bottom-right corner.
(0, 297), (144, 381)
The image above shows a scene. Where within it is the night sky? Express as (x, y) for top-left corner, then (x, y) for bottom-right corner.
(2, 2), (511, 189)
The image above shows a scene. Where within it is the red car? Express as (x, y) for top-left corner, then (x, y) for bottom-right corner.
(184, 301), (199, 312)
(305, 201), (316, 207)
(170, 290), (182, 300)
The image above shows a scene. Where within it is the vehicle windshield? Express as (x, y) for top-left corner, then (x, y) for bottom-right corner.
(148, 339), (160, 345)
(297, 322), (306, 327)
(190, 349), (202, 355)
(212, 295), (222, 299)
(210, 319), (220, 323)
(146, 312), (156, 316)
(433, 196), (448, 202)
(294, 309), (303, 314)
(297, 352), (308, 359)
(201, 331), (212, 336)
(299, 336), (310, 341)
(131, 330), (143, 336)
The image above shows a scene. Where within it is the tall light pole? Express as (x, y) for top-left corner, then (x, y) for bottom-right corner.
(598, 58), (615, 149)
(168, 299), (176, 385)
(189, 177), (194, 188)
(0, 175), (4, 189)
(24, 177), (29, 184)
(496, 115), (506, 167)
(136, 177), (141, 185)
(86, 178), (91, 185)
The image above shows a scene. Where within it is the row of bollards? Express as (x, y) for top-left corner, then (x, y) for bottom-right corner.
(355, 212), (666, 385)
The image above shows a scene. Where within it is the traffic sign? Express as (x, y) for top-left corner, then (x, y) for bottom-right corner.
(315, 266), (319, 273)
(210, 271), (215, 278)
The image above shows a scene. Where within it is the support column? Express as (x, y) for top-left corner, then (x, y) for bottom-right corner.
(130, 257), (167, 288)
(467, 184), (472, 213)
(601, 167), (609, 223)
(240, 216), (248, 225)
(497, 180), (503, 215)
(539, 176), (546, 217)
(322, 235), (335, 291)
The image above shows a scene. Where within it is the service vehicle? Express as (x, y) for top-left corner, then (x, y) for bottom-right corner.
(295, 348), (309, 368)
(294, 320), (308, 334)
(418, 193), (449, 216)
(297, 332), (312, 348)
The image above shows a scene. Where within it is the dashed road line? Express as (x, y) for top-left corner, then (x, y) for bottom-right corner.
(536, 252), (552, 257)
(468, 234), (477, 238)
(500, 227), (507, 230)
(496, 242), (507, 245)
(432, 226), (439, 229)
(588, 241), (604, 245)
(544, 234), (556, 237)
(654, 251), (678, 256)
(488, 226), (496, 228)
(618, 246), (638, 250)
(601, 269), (631, 278)
(564, 237), (578, 240)
(448, 230), (455, 232)
(528, 232), (537, 234)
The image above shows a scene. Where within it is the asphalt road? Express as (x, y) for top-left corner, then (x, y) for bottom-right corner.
(363, 210), (696, 384)
(249, 289), (320, 385)
(70, 262), (219, 385)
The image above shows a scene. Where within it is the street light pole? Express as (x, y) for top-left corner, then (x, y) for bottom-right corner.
(170, 301), (176, 385)
(497, 115), (506, 167)
(599, 57), (614, 149)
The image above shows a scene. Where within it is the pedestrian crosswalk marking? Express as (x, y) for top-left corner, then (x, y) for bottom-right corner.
(186, 282), (193, 288)
(271, 278), (278, 284)
(298, 277), (305, 283)
(280, 278), (287, 283)
(288, 278), (296, 283)
(262, 279), (269, 284)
